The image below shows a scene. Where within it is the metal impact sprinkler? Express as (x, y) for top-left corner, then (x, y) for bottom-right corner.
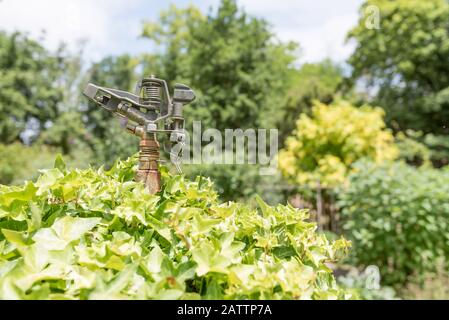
(83, 75), (195, 194)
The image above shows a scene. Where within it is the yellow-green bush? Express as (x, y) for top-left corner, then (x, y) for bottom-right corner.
(278, 101), (398, 187)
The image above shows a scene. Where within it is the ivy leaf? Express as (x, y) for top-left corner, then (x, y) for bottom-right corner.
(89, 265), (137, 300)
(0, 182), (37, 207)
(32, 216), (100, 250)
(51, 216), (101, 243)
(53, 154), (66, 171)
(204, 278), (223, 300)
(35, 169), (64, 195)
(1, 229), (29, 246)
(27, 202), (42, 232)
(145, 243), (165, 274)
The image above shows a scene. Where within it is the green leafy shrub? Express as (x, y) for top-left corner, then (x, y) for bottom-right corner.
(395, 130), (449, 167)
(183, 164), (288, 204)
(339, 160), (449, 285)
(395, 131), (432, 166)
(278, 100), (398, 188)
(0, 155), (351, 299)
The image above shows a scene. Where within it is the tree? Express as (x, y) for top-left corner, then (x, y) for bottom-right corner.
(279, 60), (344, 144)
(141, 4), (203, 85)
(0, 31), (65, 144)
(347, 0), (449, 136)
(139, 0), (300, 203)
(142, 0), (298, 132)
(37, 49), (92, 155)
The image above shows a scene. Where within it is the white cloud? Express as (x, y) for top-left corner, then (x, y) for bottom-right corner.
(238, 0), (363, 62)
(0, 0), (151, 61)
(0, 0), (363, 63)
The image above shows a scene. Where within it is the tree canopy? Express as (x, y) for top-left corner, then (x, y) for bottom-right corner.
(142, 0), (298, 131)
(0, 31), (65, 144)
(347, 0), (449, 135)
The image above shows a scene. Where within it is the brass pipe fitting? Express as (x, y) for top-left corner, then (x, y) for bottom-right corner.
(136, 134), (161, 194)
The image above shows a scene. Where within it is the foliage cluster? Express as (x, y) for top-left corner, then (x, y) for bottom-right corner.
(348, 0), (449, 133)
(280, 60), (344, 143)
(0, 143), (56, 185)
(278, 101), (398, 187)
(339, 160), (449, 285)
(0, 31), (64, 144)
(0, 156), (351, 299)
(348, 0), (449, 160)
(142, 0), (298, 132)
(0, 143), (91, 185)
(183, 164), (289, 204)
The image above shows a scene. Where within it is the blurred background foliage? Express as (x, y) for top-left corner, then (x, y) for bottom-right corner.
(339, 160), (449, 286)
(347, 0), (449, 165)
(0, 0), (448, 298)
(278, 100), (398, 188)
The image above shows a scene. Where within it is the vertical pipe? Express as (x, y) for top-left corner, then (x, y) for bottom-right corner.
(136, 132), (161, 194)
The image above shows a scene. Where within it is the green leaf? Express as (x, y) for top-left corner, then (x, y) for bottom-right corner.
(89, 265), (137, 300)
(27, 202), (42, 232)
(2, 229), (29, 246)
(35, 169), (64, 195)
(272, 245), (297, 260)
(191, 242), (216, 276)
(0, 182), (37, 207)
(52, 216), (101, 243)
(145, 243), (165, 274)
(204, 278), (223, 300)
(53, 154), (66, 171)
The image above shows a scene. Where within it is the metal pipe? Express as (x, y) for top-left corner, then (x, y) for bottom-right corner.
(136, 132), (161, 194)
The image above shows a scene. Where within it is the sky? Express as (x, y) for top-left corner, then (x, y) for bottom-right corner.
(0, 0), (364, 64)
